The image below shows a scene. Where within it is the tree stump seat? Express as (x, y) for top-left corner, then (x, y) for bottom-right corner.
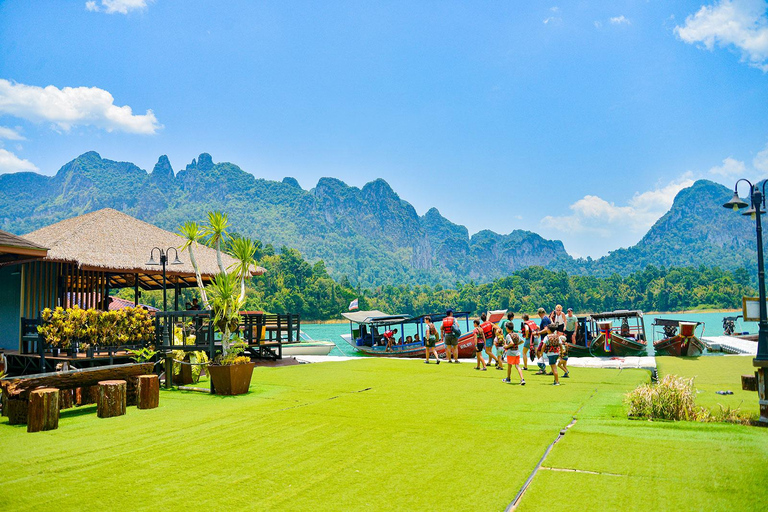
(28, 388), (59, 433)
(137, 374), (159, 410)
(97, 380), (126, 418)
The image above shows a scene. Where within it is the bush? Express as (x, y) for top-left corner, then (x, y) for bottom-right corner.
(39, 306), (155, 348)
(626, 374), (699, 421)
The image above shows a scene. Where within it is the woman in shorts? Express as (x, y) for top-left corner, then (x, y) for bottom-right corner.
(502, 325), (525, 385)
(423, 316), (441, 364)
(473, 319), (487, 371)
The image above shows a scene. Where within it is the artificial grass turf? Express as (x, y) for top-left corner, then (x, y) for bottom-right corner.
(518, 356), (768, 512)
(656, 355), (759, 417)
(0, 359), (646, 512)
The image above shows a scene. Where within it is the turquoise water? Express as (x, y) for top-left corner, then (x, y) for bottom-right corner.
(302, 311), (756, 357)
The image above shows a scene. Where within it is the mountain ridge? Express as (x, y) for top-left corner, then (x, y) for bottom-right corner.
(0, 152), (756, 286)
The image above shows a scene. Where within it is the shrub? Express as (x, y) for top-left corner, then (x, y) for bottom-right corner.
(626, 374), (699, 421)
(39, 306), (155, 348)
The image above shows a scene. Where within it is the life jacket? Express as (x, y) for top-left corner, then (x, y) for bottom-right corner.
(481, 321), (494, 339)
(442, 317), (455, 332)
(525, 320), (538, 338)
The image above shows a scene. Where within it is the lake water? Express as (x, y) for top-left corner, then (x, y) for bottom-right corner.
(301, 310), (757, 357)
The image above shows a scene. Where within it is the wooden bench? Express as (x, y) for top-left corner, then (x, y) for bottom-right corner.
(1, 362), (154, 425)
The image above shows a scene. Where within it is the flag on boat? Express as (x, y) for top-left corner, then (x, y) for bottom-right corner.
(348, 298), (359, 311)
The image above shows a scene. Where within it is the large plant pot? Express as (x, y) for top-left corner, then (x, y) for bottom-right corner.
(208, 362), (255, 395)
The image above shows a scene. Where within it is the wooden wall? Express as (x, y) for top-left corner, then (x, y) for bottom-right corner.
(20, 262), (109, 318)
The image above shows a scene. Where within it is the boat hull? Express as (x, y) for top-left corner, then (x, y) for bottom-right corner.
(609, 334), (648, 356)
(342, 334), (449, 358)
(281, 341), (335, 356)
(653, 336), (705, 357)
(564, 342), (592, 357)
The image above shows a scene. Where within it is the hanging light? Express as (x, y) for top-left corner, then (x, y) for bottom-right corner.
(742, 204), (758, 219)
(723, 191), (749, 211)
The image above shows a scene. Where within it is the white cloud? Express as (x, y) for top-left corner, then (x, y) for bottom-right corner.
(0, 149), (38, 173)
(85, 0), (151, 14)
(541, 174), (695, 241)
(610, 15), (631, 25)
(594, 21), (603, 28)
(550, 6), (560, 13)
(754, 144), (768, 173)
(675, 0), (768, 71)
(0, 79), (161, 134)
(0, 126), (25, 140)
(708, 156), (748, 177)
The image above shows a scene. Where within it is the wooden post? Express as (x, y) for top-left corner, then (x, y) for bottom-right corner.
(1, 389), (7, 417)
(137, 374), (159, 409)
(164, 354), (173, 389)
(28, 388), (59, 432)
(76, 385), (99, 406)
(59, 389), (74, 410)
(7, 397), (29, 425)
(97, 380), (126, 418)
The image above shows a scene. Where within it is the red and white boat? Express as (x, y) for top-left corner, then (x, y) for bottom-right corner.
(652, 319), (706, 357)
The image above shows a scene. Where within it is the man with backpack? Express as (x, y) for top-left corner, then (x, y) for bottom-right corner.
(441, 310), (461, 363)
(480, 312), (503, 369)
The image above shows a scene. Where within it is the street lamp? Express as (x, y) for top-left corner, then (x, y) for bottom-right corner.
(722, 179), (768, 424)
(146, 247), (183, 312)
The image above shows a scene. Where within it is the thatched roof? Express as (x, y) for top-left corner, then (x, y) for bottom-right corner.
(0, 229), (48, 266)
(23, 209), (265, 288)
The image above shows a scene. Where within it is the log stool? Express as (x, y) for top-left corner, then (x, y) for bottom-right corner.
(137, 374), (159, 410)
(59, 389), (74, 410)
(7, 397), (29, 425)
(76, 385), (99, 406)
(97, 380), (126, 418)
(742, 374), (758, 392)
(28, 388), (59, 433)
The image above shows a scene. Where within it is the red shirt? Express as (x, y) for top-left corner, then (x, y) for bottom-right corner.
(384, 330), (394, 339)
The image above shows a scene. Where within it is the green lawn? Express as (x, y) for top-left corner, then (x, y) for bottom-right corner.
(519, 355), (767, 512)
(0, 357), (765, 511)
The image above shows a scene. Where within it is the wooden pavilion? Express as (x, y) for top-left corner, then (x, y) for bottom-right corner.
(0, 208), (265, 351)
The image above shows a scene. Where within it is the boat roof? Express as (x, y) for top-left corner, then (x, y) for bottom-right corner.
(652, 318), (701, 327)
(590, 310), (644, 320)
(341, 310), (412, 324)
(409, 312), (471, 323)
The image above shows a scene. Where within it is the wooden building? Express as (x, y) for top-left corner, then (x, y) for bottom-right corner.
(0, 208), (265, 351)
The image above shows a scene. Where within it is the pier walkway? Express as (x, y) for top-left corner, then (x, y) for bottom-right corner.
(701, 336), (757, 355)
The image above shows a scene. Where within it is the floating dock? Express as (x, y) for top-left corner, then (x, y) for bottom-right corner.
(701, 336), (757, 355)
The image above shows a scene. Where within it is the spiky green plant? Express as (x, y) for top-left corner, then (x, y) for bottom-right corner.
(228, 236), (257, 302)
(202, 211), (229, 274)
(178, 221), (210, 308)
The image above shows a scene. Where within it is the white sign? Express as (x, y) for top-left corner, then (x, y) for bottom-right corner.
(742, 297), (768, 322)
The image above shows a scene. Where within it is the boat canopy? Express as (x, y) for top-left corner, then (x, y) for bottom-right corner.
(341, 310), (411, 325)
(408, 311), (471, 323)
(651, 318), (701, 327)
(590, 310), (643, 320)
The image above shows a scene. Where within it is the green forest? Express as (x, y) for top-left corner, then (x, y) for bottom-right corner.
(124, 240), (754, 320)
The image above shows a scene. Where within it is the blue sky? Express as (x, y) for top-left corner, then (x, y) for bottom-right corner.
(2, 1), (768, 258)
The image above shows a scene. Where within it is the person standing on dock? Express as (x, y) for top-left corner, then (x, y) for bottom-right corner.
(496, 311), (514, 370)
(423, 317), (441, 364)
(502, 325), (525, 385)
(473, 319), (487, 371)
(441, 310), (460, 363)
(534, 308), (551, 374)
(564, 308), (578, 345)
(550, 304), (566, 332)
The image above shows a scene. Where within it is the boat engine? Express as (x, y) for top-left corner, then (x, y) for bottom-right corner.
(723, 317), (736, 336)
(663, 325), (678, 339)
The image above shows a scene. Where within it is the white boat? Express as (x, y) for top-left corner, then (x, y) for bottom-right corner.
(280, 331), (335, 356)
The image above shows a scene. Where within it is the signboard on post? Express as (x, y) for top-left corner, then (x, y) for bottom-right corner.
(743, 297), (768, 322)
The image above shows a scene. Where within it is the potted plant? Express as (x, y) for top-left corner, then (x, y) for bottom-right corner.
(179, 212), (258, 395)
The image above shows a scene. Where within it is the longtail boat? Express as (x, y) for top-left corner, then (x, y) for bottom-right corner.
(652, 319), (706, 357)
(587, 310), (647, 356)
(562, 316), (593, 357)
(340, 310), (477, 358)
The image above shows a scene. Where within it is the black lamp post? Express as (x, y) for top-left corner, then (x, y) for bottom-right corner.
(722, 179), (768, 424)
(146, 247), (183, 312)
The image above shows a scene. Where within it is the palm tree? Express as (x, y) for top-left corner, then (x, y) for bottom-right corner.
(178, 221), (210, 308)
(228, 236), (257, 302)
(203, 211), (229, 274)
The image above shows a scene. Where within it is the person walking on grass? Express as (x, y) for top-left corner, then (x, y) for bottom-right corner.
(423, 316), (441, 364)
(496, 311), (514, 371)
(502, 325), (525, 385)
(543, 332), (565, 385)
(480, 312), (502, 369)
(521, 314), (538, 371)
(473, 319), (487, 371)
(441, 310), (460, 363)
(558, 340), (569, 378)
(533, 308), (551, 374)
